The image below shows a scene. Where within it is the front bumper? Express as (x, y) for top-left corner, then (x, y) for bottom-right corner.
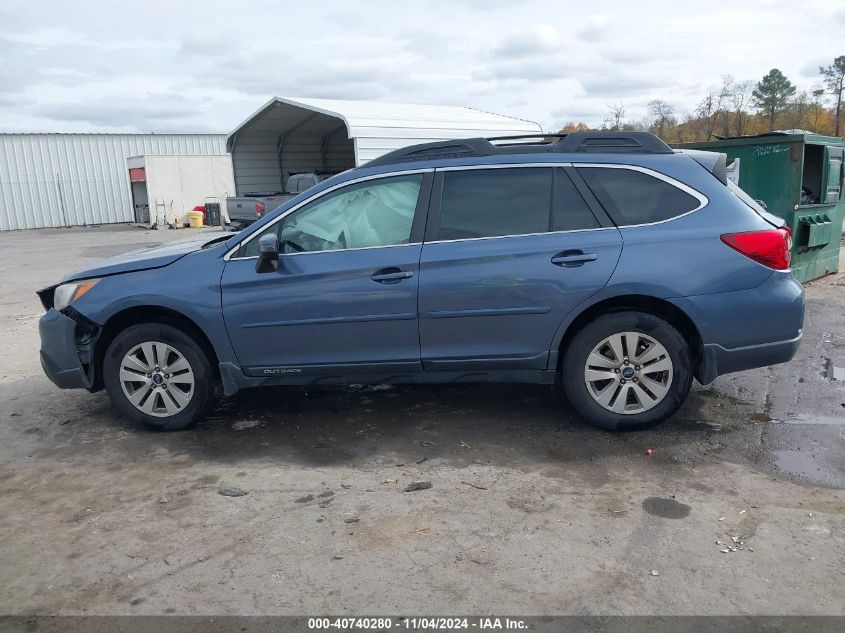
(39, 308), (95, 390)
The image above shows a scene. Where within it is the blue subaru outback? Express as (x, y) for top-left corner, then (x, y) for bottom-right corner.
(37, 132), (804, 432)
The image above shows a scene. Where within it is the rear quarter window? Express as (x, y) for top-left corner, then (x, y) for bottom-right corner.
(578, 167), (700, 226)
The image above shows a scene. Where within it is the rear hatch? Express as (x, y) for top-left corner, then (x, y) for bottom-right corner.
(725, 180), (784, 228)
(680, 148), (784, 228)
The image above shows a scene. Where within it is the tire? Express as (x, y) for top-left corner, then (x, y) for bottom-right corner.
(103, 323), (218, 431)
(561, 311), (692, 431)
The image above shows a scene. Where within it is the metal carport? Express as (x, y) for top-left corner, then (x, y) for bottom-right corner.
(226, 97), (542, 195)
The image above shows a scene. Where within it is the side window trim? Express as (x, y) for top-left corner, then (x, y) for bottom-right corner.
(424, 170), (445, 243)
(410, 171), (435, 244)
(573, 163), (709, 227)
(226, 169), (434, 260)
(561, 166), (615, 228)
(425, 163), (623, 244)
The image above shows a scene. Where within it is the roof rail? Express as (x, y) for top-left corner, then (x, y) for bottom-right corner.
(553, 132), (673, 154)
(485, 133), (568, 143)
(366, 131), (673, 167)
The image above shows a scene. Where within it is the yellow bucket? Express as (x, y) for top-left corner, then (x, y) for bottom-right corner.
(187, 211), (204, 228)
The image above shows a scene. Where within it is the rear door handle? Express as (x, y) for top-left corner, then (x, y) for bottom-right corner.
(371, 267), (414, 284)
(551, 251), (598, 267)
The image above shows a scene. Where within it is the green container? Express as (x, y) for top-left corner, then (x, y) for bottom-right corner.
(675, 132), (844, 282)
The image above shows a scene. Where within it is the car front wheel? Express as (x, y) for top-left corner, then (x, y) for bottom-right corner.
(561, 311), (693, 431)
(103, 323), (218, 431)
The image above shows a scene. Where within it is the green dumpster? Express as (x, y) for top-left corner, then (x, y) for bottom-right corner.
(675, 132), (844, 282)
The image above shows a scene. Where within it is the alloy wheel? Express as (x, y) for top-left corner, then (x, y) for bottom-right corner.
(583, 331), (673, 415)
(119, 341), (195, 417)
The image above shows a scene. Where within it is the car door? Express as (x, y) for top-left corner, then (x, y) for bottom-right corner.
(418, 165), (622, 371)
(221, 171), (432, 376)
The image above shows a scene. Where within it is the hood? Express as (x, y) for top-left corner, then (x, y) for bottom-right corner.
(62, 232), (230, 282)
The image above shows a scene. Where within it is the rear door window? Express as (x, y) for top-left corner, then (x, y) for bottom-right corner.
(437, 168), (552, 240)
(577, 167), (700, 226)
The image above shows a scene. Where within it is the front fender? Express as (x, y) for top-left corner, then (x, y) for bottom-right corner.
(68, 246), (238, 366)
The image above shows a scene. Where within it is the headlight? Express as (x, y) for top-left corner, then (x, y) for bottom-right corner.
(53, 279), (100, 310)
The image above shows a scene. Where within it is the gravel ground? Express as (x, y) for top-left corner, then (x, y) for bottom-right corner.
(0, 224), (843, 616)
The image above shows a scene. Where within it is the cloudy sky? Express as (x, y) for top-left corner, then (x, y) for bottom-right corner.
(1, 0), (842, 134)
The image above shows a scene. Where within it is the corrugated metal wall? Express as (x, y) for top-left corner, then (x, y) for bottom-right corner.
(0, 134), (227, 230)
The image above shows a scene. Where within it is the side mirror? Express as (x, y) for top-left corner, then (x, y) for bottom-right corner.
(255, 233), (279, 273)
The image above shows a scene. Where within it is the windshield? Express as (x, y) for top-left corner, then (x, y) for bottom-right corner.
(200, 234), (232, 249)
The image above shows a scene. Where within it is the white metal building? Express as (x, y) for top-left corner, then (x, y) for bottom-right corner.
(227, 97), (542, 194)
(0, 100), (540, 231)
(0, 134), (227, 230)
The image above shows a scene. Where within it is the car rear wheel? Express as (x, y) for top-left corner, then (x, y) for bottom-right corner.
(561, 311), (692, 431)
(103, 323), (218, 431)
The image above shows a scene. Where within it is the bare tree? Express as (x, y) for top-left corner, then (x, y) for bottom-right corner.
(730, 79), (754, 136)
(693, 77), (734, 140)
(715, 75), (734, 136)
(785, 91), (810, 130)
(624, 118), (649, 133)
(604, 103), (626, 131)
(648, 99), (676, 141)
(696, 94), (716, 139)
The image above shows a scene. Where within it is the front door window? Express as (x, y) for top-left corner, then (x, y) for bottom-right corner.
(240, 175), (423, 257)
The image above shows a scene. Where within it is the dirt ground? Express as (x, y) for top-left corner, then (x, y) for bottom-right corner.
(0, 224), (843, 616)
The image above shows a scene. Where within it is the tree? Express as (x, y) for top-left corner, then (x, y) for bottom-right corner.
(730, 79), (754, 136)
(647, 99), (675, 141)
(819, 55), (845, 136)
(693, 76), (734, 140)
(696, 94), (716, 139)
(559, 122), (590, 133)
(603, 103), (626, 131)
(785, 91), (809, 130)
(753, 68), (797, 131)
(809, 88), (826, 133)
(714, 75), (734, 136)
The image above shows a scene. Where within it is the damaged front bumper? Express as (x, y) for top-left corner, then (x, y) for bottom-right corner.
(38, 307), (99, 390)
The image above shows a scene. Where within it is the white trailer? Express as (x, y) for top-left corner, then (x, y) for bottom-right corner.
(126, 154), (235, 227)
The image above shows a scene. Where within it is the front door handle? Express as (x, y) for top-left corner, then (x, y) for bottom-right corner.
(551, 250), (598, 267)
(371, 267), (414, 284)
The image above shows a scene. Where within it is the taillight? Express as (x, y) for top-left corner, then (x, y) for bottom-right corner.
(255, 201), (266, 216)
(720, 227), (791, 270)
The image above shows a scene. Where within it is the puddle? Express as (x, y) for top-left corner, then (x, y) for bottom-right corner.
(232, 419), (264, 431)
(641, 497), (691, 519)
(821, 357), (845, 381)
(770, 448), (844, 488)
(772, 450), (825, 481)
(771, 414), (845, 426)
